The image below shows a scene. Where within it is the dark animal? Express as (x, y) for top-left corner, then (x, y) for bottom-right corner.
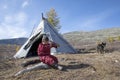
(96, 42), (106, 54)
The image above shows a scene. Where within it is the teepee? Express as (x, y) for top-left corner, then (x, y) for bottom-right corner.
(14, 16), (76, 58)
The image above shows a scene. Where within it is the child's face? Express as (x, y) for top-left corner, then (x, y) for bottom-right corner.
(42, 39), (49, 44)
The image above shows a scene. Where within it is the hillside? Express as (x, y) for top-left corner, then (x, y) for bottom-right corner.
(63, 27), (120, 42)
(0, 38), (27, 45)
(0, 27), (120, 46)
(63, 27), (120, 49)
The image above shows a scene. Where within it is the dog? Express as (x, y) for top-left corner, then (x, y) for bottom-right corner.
(96, 42), (106, 54)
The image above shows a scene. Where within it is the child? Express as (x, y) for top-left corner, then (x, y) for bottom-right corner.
(14, 35), (63, 76)
(37, 35), (62, 68)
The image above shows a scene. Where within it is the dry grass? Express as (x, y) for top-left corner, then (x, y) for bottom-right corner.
(0, 40), (120, 80)
(0, 44), (17, 60)
(0, 52), (120, 80)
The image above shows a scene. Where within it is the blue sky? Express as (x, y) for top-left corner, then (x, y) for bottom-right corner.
(0, 0), (120, 39)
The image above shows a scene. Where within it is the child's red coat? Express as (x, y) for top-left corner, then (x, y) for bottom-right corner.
(37, 42), (58, 65)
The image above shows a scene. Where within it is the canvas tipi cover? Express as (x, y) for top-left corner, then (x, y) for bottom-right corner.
(14, 18), (76, 58)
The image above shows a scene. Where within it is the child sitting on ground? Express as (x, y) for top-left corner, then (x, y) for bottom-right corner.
(15, 35), (63, 76)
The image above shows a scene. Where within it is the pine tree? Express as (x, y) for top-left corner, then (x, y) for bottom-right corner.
(46, 8), (61, 31)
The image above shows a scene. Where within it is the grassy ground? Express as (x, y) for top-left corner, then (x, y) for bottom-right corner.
(0, 51), (120, 80)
